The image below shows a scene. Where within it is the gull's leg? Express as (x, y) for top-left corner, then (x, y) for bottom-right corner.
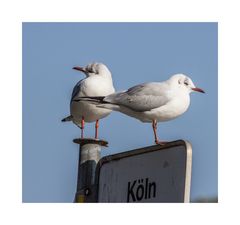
(81, 116), (85, 139)
(152, 120), (159, 144)
(95, 119), (99, 139)
(152, 120), (168, 145)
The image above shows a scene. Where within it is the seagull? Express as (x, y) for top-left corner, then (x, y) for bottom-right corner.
(62, 62), (115, 139)
(74, 74), (205, 144)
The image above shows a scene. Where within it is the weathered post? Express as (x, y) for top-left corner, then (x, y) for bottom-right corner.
(73, 138), (108, 203)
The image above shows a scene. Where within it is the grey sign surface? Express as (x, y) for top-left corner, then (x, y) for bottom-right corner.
(96, 140), (192, 203)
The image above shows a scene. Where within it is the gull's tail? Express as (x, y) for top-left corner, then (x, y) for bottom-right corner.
(61, 115), (73, 122)
(73, 96), (108, 104)
(73, 96), (120, 111)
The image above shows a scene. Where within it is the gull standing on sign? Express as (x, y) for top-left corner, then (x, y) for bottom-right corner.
(62, 62), (115, 139)
(74, 74), (204, 144)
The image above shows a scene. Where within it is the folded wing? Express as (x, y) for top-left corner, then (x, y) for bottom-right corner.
(104, 82), (171, 112)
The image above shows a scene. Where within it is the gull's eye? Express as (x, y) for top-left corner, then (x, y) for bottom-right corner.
(86, 67), (94, 73)
(184, 79), (188, 86)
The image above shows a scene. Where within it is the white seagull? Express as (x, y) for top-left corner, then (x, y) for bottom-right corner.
(74, 74), (205, 144)
(62, 62), (115, 139)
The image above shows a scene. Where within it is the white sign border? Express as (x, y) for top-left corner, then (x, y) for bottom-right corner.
(96, 140), (192, 203)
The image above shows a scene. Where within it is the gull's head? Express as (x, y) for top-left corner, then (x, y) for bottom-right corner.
(72, 62), (112, 78)
(169, 74), (205, 94)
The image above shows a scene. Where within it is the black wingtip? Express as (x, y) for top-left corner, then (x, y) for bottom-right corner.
(61, 115), (73, 122)
(73, 96), (106, 103)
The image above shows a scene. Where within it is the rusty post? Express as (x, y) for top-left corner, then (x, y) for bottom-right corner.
(73, 138), (108, 203)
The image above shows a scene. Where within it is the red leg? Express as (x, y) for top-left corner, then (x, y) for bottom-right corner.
(95, 120), (99, 139)
(152, 120), (159, 144)
(81, 116), (85, 139)
(152, 120), (168, 145)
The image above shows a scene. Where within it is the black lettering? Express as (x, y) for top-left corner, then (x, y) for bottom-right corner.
(145, 178), (149, 199)
(127, 178), (157, 202)
(136, 182), (144, 201)
(148, 181), (156, 199)
(127, 180), (136, 202)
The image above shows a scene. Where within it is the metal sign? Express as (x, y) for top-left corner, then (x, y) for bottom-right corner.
(95, 140), (192, 203)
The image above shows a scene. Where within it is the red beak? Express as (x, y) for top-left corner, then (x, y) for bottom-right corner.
(72, 66), (86, 73)
(191, 87), (205, 93)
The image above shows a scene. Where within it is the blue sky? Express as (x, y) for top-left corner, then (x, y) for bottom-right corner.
(22, 22), (217, 202)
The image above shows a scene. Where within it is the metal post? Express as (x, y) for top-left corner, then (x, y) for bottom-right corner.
(73, 138), (108, 203)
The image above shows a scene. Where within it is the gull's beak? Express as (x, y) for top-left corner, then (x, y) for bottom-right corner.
(191, 87), (205, 93)
(72, 66), (86, 73)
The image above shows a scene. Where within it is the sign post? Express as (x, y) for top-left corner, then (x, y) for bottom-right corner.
(73, 138), (108, 203)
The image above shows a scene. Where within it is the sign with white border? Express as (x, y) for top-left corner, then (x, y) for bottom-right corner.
(96, 140), (192, 203)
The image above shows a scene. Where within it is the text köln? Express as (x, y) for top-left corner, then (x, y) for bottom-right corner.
(127, 178), (156, 202)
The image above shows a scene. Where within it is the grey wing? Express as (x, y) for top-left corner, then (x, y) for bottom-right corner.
(105, 82), (170, 112)
(71, 80), (84, 101)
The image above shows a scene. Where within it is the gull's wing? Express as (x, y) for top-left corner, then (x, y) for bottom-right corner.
(104, 82), (171, 112)
(71, 80), (84, 102)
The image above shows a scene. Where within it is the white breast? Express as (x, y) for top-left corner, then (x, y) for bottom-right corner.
(71, 76), (115, 124)
(149, 92), (190, 122)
